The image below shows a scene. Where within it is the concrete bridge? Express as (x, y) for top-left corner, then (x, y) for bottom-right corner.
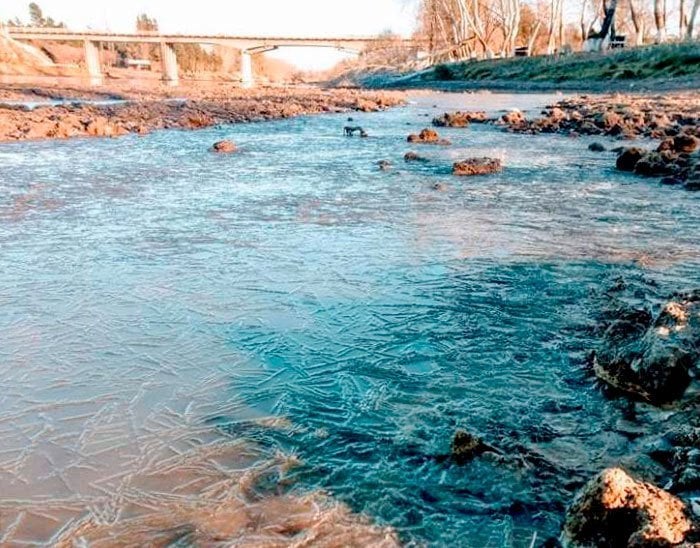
(6, 27), (417, 87)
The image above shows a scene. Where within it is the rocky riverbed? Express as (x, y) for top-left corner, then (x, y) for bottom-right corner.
(0, 86), (404, 141)
(456, 92), (700, 190)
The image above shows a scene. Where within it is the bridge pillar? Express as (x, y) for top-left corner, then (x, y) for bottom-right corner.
(83, 40), (102, 86)
(240, 50), (254, 88)
(160, 42), (179, 87)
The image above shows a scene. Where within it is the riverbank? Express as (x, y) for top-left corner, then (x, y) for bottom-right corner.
(0, 84), (405, 142)
(355, 42), (700, 93)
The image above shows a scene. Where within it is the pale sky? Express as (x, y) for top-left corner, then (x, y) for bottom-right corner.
(1, 0), (421, 69)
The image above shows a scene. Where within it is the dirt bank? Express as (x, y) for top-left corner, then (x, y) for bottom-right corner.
(0, 84), (405, 142)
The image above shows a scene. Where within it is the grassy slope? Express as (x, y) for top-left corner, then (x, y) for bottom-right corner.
(361, 43), (700, 91)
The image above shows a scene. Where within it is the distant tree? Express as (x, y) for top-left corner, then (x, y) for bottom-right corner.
(135, 14), (159, 60)
(174, 43), (222, 73)
(28, 2), (44, 26)
(136, 14), (159, 32)
(26, 3), (64, 28)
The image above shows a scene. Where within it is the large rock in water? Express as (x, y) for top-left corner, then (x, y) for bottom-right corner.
(432, 111), (488, 127)
(453, 157), (502, 176)
(212, 140), (236, 153)
(594, 290), (700, 403)
(562, 468), (691, 547)
(616, 147), (647, 171)
(407, 128), (451, 145)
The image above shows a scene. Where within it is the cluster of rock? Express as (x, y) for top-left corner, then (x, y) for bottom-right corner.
(443, 283), (700, 545)
(615, 135), (700, 190)
(567, 284), (700, 545)
(397, 124), (503, 178)
(0, 88), (405, 142)
(492, 92), (700, 190)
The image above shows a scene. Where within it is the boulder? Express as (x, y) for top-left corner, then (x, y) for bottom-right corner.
(432, 111), (487, 127)
(501, 110), (525, 125)
(562, 468), (691, 547)
(597, 111), (623, 130)
(212, 140), (236, 153)
(404, 151), (428, 163)
(453, 157), (502, 176)
(673, 134), (699, 154)
(407, 128), (450, 145)
(594, 290), (700, 403)
(588, 142), (606, 152)
(616, 147), (646, 172)
(633, 151), (678, 177)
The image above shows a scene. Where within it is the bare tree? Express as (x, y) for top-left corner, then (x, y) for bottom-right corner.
(687, 0), (700, 38)
(653, 0), (667, 42)
(628, 0), (646, 45)
(497, 0), (521, 56)
(546, 0), (564, 53)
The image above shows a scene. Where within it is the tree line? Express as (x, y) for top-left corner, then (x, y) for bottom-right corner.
(416, 0), (700, 61)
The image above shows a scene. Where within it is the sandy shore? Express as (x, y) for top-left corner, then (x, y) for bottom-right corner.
(0, 82), (405, 142)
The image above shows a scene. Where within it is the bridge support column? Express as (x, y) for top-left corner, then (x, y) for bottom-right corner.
(84, 40), (102, 86)
(160, 42), (179, 87)
(240, 50), (254, 88)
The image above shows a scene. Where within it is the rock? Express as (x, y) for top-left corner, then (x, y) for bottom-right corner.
(633, 151), (678, 177)
(501, 110), (525, 125)
(432, 111), (487, 127)
(450, 430), (493, 463)
(185, 113), (214, 129)
(597, 110), (623, 130)
(588, 142), (606, 152)
(594, 290), (700, 404)
(562, 468), (691, 547)
(453, 157), (502, 176)
(407, 128), (450, 145)
(616, 147), (646, 171)
(673, 134), (699, 154)
(404, 151), (428, 163)
(85, 118), (127, 138)
(212, 140), (236, 153)
(377, 160), (392, 171)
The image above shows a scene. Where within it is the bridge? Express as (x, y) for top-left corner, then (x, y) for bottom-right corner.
(5, 27), (418, 88)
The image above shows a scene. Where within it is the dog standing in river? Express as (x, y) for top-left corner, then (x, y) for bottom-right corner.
(344, 126), (368, 137)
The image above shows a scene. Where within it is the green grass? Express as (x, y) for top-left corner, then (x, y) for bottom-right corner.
(420, 43), (700, 84)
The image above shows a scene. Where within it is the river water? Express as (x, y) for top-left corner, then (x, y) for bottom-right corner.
(0, 92), (699, 546)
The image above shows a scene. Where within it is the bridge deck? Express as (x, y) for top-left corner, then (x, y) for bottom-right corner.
(5, 27), (417, 49)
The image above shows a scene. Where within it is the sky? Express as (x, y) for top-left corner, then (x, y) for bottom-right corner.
(1, 0), (421, 69)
